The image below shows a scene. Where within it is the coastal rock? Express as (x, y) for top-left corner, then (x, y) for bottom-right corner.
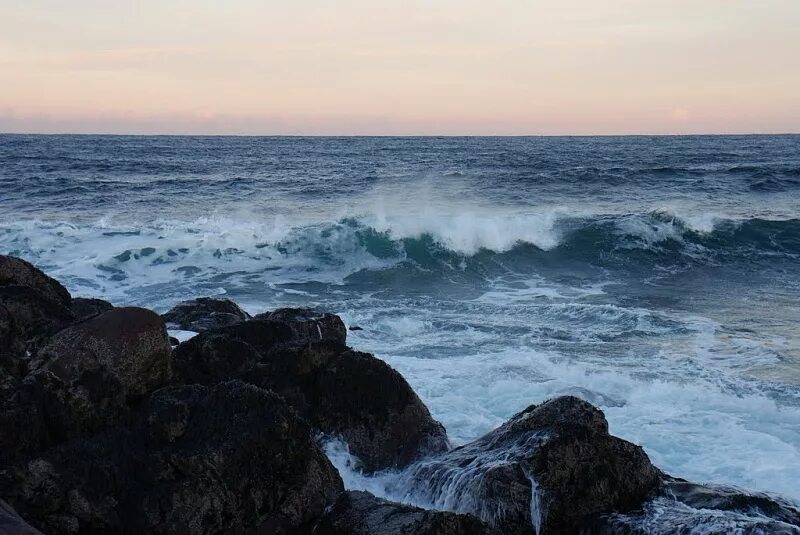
(171, 319), (295, 384)
(69, 297), (113, 321)
(0, 255), (71, 308)
(255, 307), (347, 345)
(1, 308), (171, 465)
(0, 381), (344, 534)
(161, 297), (250, 332)
(173, 324), (448, 472)
(591, 480), (800, 534)
(0, 499), (43, 534)
(0, 286), (75, 355)
(245, 341), (449, 472)
(399, 396), (660, 534)
(314, 491), (493, 535)
(32, 307), (171, 399)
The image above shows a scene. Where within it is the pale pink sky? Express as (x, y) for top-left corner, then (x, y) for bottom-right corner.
(1, 0), (799, 135)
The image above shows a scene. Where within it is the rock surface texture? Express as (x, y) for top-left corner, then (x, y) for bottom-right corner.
(314, 491), (494, 535)
(161, 297), (251, 332)
(0, 381), (343, 534)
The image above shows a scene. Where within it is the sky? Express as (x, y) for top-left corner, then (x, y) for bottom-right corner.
(1, 0), (799, 135)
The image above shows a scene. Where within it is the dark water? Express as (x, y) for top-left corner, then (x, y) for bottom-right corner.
(2, 134), (799, 505)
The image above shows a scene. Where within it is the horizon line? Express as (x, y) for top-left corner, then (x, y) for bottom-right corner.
(2, 131), (799, 138)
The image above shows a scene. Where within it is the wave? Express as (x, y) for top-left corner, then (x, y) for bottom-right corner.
(1, 212), (798, 301)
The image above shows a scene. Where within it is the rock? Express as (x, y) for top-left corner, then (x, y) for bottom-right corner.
(0, 255), (71, 308)
(0, 381), (344, 534)
(398, 396), (660, 534)
(174, 327), (448, 472)
(255, 307), (347, 344)
(32, 307), (171, 399)
(168, 335), (180, 346)
(349, 325), (364, 331)
(314, 491), (494, 535)
(171, 319), (295, 384)
(0, 286), (75, 355)
(161, 297), (250, 332)
(69, 297), (113, 321)
(590, 480), (800, 534)
(245, 341), (449, 472)
(0, 499), (43, 534)
(1, 308), (171, 465)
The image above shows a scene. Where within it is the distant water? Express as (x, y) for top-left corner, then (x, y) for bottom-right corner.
(2, 134), (800, 503)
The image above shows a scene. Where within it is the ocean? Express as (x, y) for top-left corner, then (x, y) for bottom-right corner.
(1, 134), (799, 504)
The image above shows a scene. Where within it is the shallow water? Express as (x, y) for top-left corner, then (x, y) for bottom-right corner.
(2, 134), (799, 503)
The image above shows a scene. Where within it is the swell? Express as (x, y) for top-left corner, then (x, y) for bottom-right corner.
(1, 213), (798, 284)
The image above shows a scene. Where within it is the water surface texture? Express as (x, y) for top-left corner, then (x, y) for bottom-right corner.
(2, 134), (799, 501)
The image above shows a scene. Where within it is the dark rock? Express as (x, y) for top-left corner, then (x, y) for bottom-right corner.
(1, 308), (171, 465)
(590, 480), (800, 534)
(349, 325), (364, 331)
(0, 381), (343, 534)
(168, 335), (179, 346)
(161, 297), (250, 332)
(173, 325), (448, 472)
(255, 307), (347, 344)
(0, 286), (75, 356)
(314, 491), (494, 535)
(399, 396), (660, 534)
(0, 499), (42, 534)
(31, 307), (172, 399)
(69, 297), (113, 321)
(171, 319), (295, 384)
(245, 341), (449, 472)
(0, 255), (71, 307)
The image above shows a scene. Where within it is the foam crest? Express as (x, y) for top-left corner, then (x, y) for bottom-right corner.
(364, 211), (564, 255)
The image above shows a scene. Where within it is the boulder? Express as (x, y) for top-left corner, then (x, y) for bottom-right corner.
(398, 396), (660, 534)
(0, 286), (75, 354)
(0, 499), (42, 534)
(245, 341), (449, 472)
(255, 307), (347, 344)
(69, 297), (113, 321)
(0, 381), (344, 534)
(314, 491), (493, 535)
(32, 307), (171, 399)
(161, 297), (250, 332)
(174, 328), (448, 472)
(1, 308), (171, 465)
(0, 255), (71, 307)
(171, 319), (295, 384)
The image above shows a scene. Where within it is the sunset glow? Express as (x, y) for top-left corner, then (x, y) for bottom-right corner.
(1, 0), (799, 135)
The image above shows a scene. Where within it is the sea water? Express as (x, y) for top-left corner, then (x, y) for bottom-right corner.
(1, 134), (799, 505)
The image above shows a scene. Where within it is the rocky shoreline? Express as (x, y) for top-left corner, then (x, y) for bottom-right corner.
(1, 254), (798, 534)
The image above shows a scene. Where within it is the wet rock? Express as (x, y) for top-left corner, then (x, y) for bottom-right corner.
(591, 480), (800, 534)
(399, 396), (660, 534)
(0, 499), (42, 534)
(69, 297), (113, 321)
(161, 297), (250, 332)
(0, 255), (71, 308)
(32, 307), (171, 399)
(314, 491), (493, 535)
(173, 325), (448, 472)
(255, 307), (347, 344)
(245, 341), (449, 472)
(0, 381), (344, 534)
(349, 325), (364, 331)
